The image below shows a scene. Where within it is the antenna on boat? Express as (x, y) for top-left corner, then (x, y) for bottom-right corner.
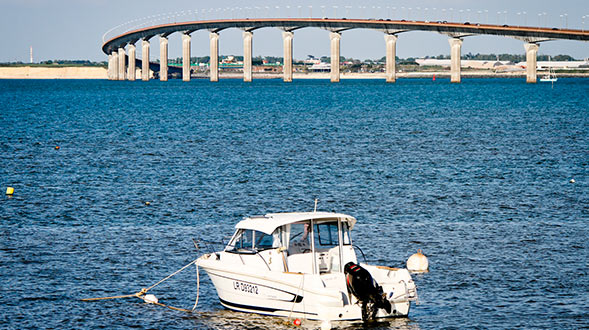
(314, 199), (318, 212)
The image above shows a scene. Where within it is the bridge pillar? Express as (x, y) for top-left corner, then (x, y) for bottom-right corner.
(384, 34), (398, 83)
(210, 32), (219, 82)
(118, 47), (126, 81)
(128, 44), (136, 81)
(330, 32), (341, 83)
(107, 54), (113, 80)
(142, 40), (150, 81)
(243, 31), (253, 82)
(524, 43), (539, 83)
(111, 51), (119, 80)
(182, 34), (191, 82)
(159, 36), (168, 81)
(448, 38), (462, 83)
(282, 31), (293, 82)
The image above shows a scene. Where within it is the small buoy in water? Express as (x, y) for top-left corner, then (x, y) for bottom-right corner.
(293, 318), (301, 326)
(55, 146), (60, 150)
(407, 249), (429, 272)
(6, 187), (14, 195)
(320, 320), (332, 330)
(143, 294), (158, 304)
(145, 201), (151, 206)
(570, 179), (575, 184)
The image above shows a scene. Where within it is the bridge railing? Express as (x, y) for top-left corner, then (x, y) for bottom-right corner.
(103, 6), (587, 43)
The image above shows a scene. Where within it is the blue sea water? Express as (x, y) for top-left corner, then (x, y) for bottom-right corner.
(0, 78), (587, 330)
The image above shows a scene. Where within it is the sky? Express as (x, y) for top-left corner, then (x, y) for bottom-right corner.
(1, 0), (588, 63)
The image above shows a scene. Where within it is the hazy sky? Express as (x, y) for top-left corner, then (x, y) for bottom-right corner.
(1, 0), (588, 63)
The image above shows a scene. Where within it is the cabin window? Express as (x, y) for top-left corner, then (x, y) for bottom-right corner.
(290, 222), (310, 242)
(287, 221), (352, 254)
(230, 229), (253, 252)
(256, 231), (274, 250)
(316, 222), (339, 247)
(288, 222), (311, 254)
(228, 229), (279, 253)
(342, 222), (351, 245)
(315, 222), (351, 247)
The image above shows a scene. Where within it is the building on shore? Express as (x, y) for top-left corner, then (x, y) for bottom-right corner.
(519, 60), (589, 69)
(416, 58), (589, 70)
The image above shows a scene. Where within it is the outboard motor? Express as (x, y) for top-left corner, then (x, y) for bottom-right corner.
(344, 262), (392, 321)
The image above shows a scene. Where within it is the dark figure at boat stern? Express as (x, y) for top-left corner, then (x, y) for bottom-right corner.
(344, 262), (392, 321)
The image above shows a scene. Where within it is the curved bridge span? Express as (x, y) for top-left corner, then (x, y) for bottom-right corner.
(103, 18), (589, 83)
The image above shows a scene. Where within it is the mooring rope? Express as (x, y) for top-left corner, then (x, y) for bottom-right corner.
(145, 258), (199, 292)
(81, 257), (200, 313)
(80, 291), (145, 301)
(191, 263), (200, 312)
(287, 274), (305, 320)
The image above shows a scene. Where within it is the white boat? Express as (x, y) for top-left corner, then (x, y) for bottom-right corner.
(196, 211), (418, 326)
(539, 75), (557, 83)
(540, 57), (558, 83)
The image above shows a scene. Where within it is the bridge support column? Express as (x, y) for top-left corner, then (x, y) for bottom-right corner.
(385, 34), (398, 83)
(128, 44), (136, 81)
(330, 32), (341, 83)
(111, 51), (119, 80)
(524, 43), (539, 83)
(282, 31), (293, 82)
(449, 38), (462, 83)
(107, 54), (113, 80)
(243, 31), (253, 82)
(142, 40), (150, 81)
(182, 34), (191, 82)
(210, 32), (219, 82)
(118, 47), (126, 81)
(159, 36), (168, 81)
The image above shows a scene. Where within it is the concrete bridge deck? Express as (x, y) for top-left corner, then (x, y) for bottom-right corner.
(103, 18), (589, 83)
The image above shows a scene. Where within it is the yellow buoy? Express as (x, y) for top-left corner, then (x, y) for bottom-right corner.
(407, 249), (429, 273)
(145, 201), (151, 206)
(6, 187), (14, 195)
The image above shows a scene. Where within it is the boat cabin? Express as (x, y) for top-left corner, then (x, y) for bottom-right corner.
(224, 212), (358, 274)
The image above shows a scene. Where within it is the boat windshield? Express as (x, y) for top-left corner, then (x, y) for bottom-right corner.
(226, 229), (280, 253)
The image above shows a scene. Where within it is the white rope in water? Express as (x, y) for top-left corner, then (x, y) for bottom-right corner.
(82, 257), (201, 314)
(146, 258), (198, 292)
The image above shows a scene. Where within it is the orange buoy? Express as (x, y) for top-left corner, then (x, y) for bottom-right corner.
(55, 146), (60, 150)
(293, 318), (301, 326)
(432, 74), (436, 81)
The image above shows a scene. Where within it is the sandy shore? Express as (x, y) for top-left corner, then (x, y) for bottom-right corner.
(2, 66), (587, 80)
(0, 67), (107, 79)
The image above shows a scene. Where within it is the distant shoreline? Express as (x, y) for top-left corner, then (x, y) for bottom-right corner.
(1, 66), (588, 79)
(0, 67), (107, 79)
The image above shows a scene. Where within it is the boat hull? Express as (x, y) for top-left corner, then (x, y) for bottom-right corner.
(197, 254), (416, 322)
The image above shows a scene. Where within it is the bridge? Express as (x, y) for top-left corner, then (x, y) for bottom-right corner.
(103, 18), (589, 83)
